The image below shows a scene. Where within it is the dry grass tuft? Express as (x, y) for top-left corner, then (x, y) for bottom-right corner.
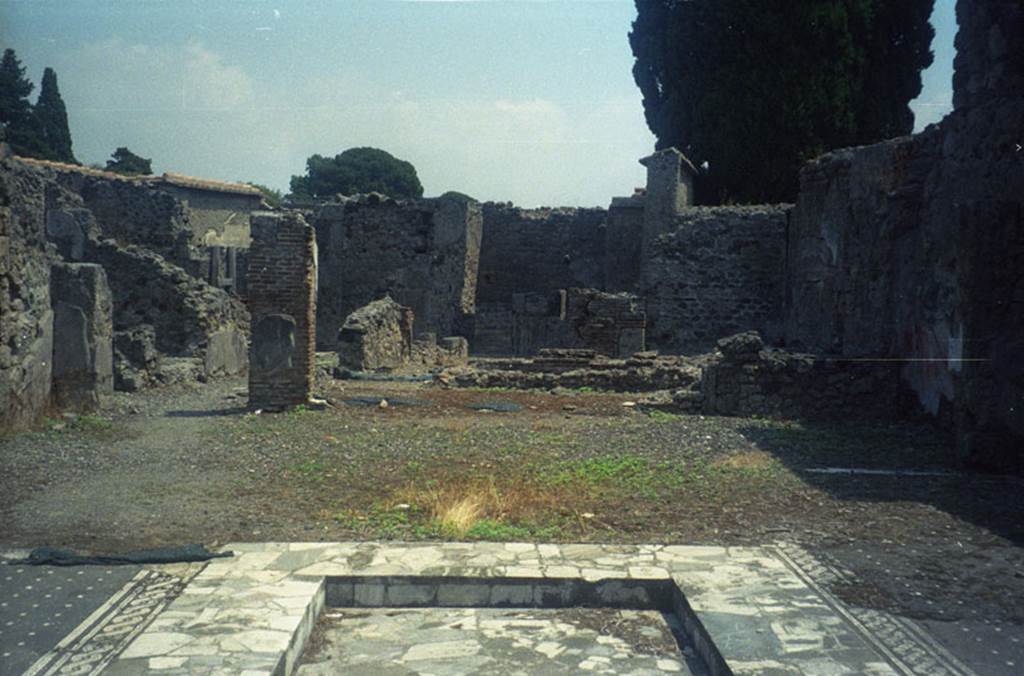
(396, 476), (582, 536)
(433, 493), (486, 536)
(712, 450), (776, 471)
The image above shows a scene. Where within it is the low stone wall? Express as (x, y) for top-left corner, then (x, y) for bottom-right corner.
(248, 212), (317, 410)
(442, 351), (704, 393)
(699, 333), (917, 421)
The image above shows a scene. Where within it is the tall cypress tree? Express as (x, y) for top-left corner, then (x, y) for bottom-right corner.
(630, 0), (935, 204)
(33, 67), (76, 163)
(0, 48), (42, 156)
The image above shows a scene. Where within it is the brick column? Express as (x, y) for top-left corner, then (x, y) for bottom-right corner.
(247, 212), (317, 410)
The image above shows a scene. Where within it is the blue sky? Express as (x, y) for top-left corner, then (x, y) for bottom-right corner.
(1, 0), (956, 206)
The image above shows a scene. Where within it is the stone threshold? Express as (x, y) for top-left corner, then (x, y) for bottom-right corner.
(105, 542), (923, 675)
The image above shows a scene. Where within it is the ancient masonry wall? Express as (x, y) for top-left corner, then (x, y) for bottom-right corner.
(248, 212), (317, 410)
(0, 153), (55, 430)
(473, 204), (607, 354)
(19, 160), (195, 267)
(782, 0), (1024, 470)
(604, 196), (645, 292)
(952, 0), (1024, 110)
(476, 204), (606, 304)
(88, 239), (249, 359)
(641, 206), (790, 355)
(313, 196), (481, 349)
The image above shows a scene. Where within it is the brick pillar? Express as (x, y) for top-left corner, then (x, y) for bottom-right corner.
(247, 212), (317, 410)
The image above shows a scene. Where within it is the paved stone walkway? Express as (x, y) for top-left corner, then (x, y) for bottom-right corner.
(1, 542), (994, 675)
(96, 542), (974, 675)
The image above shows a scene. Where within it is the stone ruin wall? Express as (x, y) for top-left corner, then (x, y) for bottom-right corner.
(481, 287), (646, 359)
(604, 195), (645, 292)
(18, 158), (195, 269)
(0, 153), (250, 430)
(1, 153), (56, 430)
(699, 332), (916, 421)
(313, 195), (481, 350)
(248, 212), (317, 410)
(952, 0), (1024, 111)
(641, 206), (790, 355)
(472, 204), (607, 355)
(783, 0), (1024, 470)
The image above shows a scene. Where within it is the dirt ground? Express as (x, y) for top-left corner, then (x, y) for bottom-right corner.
(2, 374), (1023, 630)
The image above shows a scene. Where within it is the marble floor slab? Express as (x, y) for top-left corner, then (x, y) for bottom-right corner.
(102, 542), (970, 676)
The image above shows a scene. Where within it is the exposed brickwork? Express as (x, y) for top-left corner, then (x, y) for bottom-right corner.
(248, 212), (317, 410)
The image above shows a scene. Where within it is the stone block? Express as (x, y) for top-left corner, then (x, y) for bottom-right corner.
(45, 208), (93, 261)
(352, 583), (385, 607)
(50, 263), (114, 410)
(252, 314), (296, 372)
(436, 583), (491, 607)
(385, 582), (436, 606)
(490, 584), (535, 607)
(204, 328), (247, 378)
(336, 297), (410, 371)
(441, 336), (469, 360)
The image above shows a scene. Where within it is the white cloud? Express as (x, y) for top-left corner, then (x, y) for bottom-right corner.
(183, 43), (256, 111)
(61, 38), (652, 205)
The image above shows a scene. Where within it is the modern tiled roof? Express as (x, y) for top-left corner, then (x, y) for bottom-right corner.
(13, 156), (263, 197)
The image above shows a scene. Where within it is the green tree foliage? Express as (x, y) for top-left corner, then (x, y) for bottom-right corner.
(437, 190), (478, 204)
(105, 147), (152, 176)
(247, 183), (283, 208)
(289, 147), (424, 200)
(33, 68), (76, 163)
(0, 48), (43, 157)
(629, 0), (934, 203)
